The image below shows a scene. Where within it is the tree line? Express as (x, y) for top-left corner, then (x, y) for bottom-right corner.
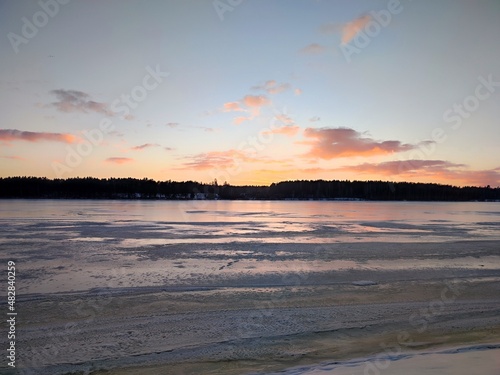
(0, 177), (498, 201)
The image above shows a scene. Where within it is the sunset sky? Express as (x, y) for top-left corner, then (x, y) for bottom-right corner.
(1, 0), (499, 186)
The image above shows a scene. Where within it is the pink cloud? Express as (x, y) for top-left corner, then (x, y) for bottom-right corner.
(0, 129), (77, 144)
(179, 150), (248, 170)
(233, 116), (253, 125)
(302, 127), (419, 159)
(268, 83), (290, 95)
(274, 114), (294, 125)
(338, 160), (465, 176)
(178, 149), (284, 171)
(264, 125), (300, 137)
(223, 102), (245, 112)
(242, 95), (270, 107)
(336, 160), (500, 186)
(105, 157), (133, 164)
(341, 15), (372, 45)
(0, 155), (26, 161)
(299, 43), (326, 54)
(264, 80), (276, 89)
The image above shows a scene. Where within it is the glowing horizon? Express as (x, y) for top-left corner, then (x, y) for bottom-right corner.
(1, 1), (499, 187)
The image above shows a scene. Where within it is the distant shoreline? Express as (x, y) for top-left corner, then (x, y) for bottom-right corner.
(1, 197), (499, 202)
(1, 176), (499, 201)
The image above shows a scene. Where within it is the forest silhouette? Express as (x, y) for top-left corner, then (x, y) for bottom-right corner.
(0, 177), (498, 201)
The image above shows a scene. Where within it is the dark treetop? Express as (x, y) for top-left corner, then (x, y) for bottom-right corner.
(0, 177), (498, 201)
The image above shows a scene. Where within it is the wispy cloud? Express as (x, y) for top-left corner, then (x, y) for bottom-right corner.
(319, 22), (341, 34)
(179, 150), (248, 170)
(131, 143), (161, 151)
(168, 123), (217, 132)
(0, 155), (26, 161)
(0, 129), (77, 143)
(223, 102), (245, 112)
(337, 160), (500, 186)
(178, 149), (281, 171)
(108, 130), (124, 138)
(105, 157), (133, 164)
(299, 43), (326, 54)
(263, 125), (300, 137)
(294, 88), (303, 96)
(223, 94), (272, 123)
(309, 116), (320, 122)
(274, 114), (295, 125)
(233, 116), (253, 125)
(338, 160), (465, 176)
(252, 80), (291, 95)
(301, 127), (421, 159)
(50, 89), (113, 116)
(341, 14), (371, 45)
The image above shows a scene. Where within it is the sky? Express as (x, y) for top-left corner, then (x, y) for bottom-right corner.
(1, 0), (499, 186)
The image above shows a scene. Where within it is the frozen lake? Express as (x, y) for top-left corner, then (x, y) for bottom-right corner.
(1, 199), (500, 294)
(0, 199), (499, 374)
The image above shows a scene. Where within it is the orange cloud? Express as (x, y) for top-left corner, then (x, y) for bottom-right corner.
(178, 149), (283, 171)
(243, 95), (270, 107)
(179, 150), (247, 170)
(294, 88), (303, 96)
(264, 80), (276, 89)
(299, 43), (326, 54)
(268, 84), (290, 95)
(338, 160), (465, 176)
(0, 129), (77, 143)
(458, 168), (500, 187)
(302, 127), (418, 159)
(222, 94), (271, 123)
(335, 160), (500, 186)
(105, 157), (133, 164)
(223, 102), (245, 112)
(233, 116), (253, 125)
(275, 114), (294, 125)
(264, 125), (300, 137)
(341, 14), (371, 45)
(0, 155), (26, 161)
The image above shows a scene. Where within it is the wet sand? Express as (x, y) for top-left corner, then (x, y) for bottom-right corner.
(10, 240), (500, 374)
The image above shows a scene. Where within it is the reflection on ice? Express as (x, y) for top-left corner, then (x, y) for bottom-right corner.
(1, 200), (500, 295)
